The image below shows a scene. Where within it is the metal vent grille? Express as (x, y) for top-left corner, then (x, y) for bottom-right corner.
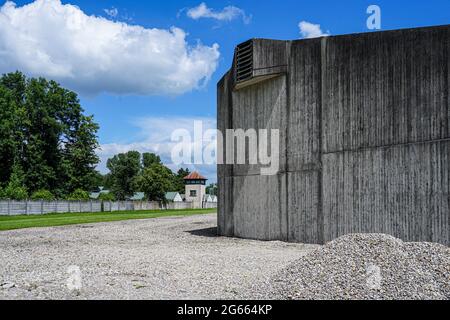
(235, 40), (253, 83)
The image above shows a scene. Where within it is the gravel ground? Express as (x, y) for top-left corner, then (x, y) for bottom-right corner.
(0, 214), (317, 300)
(258, 234), (450, 300)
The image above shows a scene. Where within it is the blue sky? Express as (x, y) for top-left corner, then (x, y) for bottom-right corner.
(1, 0), (449, 182)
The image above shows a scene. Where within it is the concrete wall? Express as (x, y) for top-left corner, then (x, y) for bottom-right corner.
(0, 200), (103, 215)
(0, 200), (213, 216)
(218, 25), (450, 245)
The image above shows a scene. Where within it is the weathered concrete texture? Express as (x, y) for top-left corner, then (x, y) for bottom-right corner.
(218, 25), (450, 245)
(232, 174), (287, 241)
(322, 27), (450, 152)
(322, 141), (450, 244)
(231, 75), (287, 175)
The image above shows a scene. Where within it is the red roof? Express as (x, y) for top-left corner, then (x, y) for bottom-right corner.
(183, 171), (207, 180)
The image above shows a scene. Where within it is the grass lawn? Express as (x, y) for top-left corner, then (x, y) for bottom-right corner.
(0, 208), (217, 232)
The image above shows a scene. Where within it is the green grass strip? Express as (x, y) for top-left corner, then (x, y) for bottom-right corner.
(0, 208), (216, 231)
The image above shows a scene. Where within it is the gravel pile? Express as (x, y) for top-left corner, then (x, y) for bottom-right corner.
(265, 234), (449, 300)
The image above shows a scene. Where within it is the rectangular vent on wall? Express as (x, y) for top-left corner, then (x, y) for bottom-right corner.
(235, 40), (253, 83)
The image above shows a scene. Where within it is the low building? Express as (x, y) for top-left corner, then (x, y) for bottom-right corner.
(165, 192), (183, 203)
(203, 194), (213, 203)
(129, 192), (145, 201)
(89, 187), (111, 200)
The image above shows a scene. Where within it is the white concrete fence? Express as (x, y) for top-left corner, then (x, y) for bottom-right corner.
(0, 200), (217, 216)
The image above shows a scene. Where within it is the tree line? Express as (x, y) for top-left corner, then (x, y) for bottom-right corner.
(103, 151), (191, 201)
(0, 72), (100, 200)
(103, 151), (219, 201)
(0, 72), (217, 202)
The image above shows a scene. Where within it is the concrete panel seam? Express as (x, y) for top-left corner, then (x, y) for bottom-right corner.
(323, 137), (450, 155)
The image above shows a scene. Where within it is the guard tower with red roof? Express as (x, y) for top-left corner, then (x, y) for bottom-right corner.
(184, 171), (207, 209)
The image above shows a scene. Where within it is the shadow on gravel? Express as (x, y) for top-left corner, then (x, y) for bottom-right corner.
(187, 227), (218, 238)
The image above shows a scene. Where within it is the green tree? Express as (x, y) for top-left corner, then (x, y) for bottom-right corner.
(173, 168), (190, 194)
(3, 186), (28, 200)
(67, 189), (90, 201)
(102, 173), (114, 189)
(206, 183), (218, 196)
(23, 78), (63, 192)
(90, 171), (105, 192)
(134, 163), (173, 202)
(0, 73), (26, 187)
(30, 189), (55, 201)
(62, 114), (100, 192)
(0, 72), (100, 196)
(98, 192), (115, 201)
(106, 151), (141, 200)
(3, 163), (28, 200)
(142, 152), (162, 168)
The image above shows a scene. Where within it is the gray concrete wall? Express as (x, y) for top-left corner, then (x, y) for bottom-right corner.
(0, 200), (213, 215)
(218, 25), (450, 245)
(0, 200), (103, 215)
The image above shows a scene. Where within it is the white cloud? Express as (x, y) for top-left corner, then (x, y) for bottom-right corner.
(298, 21), (329, 39)
(97, 116), (217, 181)
(0, 0), (220, 96)
(103, 7), (118, 18)
(187, 2), (251, 24)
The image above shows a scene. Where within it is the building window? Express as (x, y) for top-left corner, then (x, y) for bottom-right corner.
(185, 180), (206, 185)
(190, 190), (197, 197)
